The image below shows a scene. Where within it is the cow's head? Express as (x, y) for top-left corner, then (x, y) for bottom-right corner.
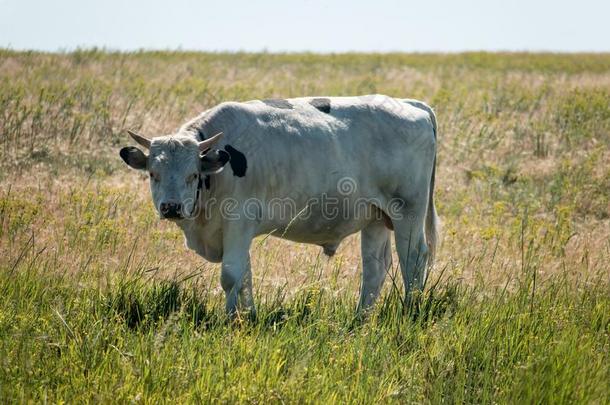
(120, 130), (229, 220)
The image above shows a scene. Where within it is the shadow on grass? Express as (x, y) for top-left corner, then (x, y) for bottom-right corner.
(104, 277), (461, 332)
(105, 280), (222, 330)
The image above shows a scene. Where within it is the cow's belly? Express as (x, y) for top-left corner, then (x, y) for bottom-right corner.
(257, 199), (377, 247)
(282, 216), (372, 244)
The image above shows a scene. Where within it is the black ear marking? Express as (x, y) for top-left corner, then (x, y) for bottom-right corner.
(119, 147), (131, 164)
(200, 149), (230, 173)
(120, 146), (147, 170)
(224, 145), (247, 177)
(218, 149), (230, 165)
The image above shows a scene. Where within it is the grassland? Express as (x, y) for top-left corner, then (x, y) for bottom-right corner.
(0, 50), (609, 403)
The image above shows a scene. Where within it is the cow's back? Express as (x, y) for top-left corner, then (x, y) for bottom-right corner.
(190, 94), (434, 195)
(181, 94), (436, 245)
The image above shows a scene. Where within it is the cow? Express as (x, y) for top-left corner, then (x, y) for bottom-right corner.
(120, 95), (439, 317)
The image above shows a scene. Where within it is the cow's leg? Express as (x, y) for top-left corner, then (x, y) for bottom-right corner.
(238, 263), (255, 317)
(357, 219), (392, 312)
(221, 225), (255, 318)
(391, 203), (429, 306)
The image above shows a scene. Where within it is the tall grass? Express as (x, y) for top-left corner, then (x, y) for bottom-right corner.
(1, 242), (608, 402)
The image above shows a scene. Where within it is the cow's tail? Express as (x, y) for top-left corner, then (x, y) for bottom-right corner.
(402, 99), (441, 269)
(426, 152), (440, 270)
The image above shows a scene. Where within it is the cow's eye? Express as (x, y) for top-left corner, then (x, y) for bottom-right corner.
(186, 173), (198, 184)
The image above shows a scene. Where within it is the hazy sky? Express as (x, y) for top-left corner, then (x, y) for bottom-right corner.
(1, 0), (608, 53)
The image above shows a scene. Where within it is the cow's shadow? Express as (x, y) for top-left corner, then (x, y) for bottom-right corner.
(104, 278), (459, 332)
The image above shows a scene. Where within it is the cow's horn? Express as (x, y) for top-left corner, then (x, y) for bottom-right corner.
(198, 132), (224, 152)
(127, 130), (151, 149)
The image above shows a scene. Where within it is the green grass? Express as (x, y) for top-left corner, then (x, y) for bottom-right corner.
(1, 254), (608, 403)
(0, 50), (609, 402)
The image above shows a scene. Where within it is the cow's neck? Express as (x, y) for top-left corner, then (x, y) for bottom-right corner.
(174, 180), (224, 263)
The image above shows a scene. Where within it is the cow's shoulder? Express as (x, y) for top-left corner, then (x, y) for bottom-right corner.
(182, 102), (258, 139)
(210, 101), (256, 118)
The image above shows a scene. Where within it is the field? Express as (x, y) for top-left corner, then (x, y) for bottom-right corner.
(0, 50), (609, 403)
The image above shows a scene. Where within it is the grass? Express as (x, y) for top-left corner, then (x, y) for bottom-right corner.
(0, 50), (609, 403)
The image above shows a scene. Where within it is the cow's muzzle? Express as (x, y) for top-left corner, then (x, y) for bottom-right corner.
(159, 201), (183, 220)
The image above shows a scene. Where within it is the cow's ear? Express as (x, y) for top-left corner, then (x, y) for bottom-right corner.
(200, 149), (230, 174)
(120, 146), (148, 170)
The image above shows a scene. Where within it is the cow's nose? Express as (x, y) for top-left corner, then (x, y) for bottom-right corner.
(160, 201), (183, 219)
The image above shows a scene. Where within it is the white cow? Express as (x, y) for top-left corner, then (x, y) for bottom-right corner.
(120, 95), (439, 316)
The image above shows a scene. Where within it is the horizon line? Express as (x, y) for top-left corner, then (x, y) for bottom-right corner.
(2, 46), (610, 56)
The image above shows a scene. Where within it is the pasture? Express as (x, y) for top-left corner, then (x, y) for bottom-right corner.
(0, 50), (609, 403)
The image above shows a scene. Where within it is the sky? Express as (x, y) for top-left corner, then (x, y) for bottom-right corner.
(0, 0), (608, 53)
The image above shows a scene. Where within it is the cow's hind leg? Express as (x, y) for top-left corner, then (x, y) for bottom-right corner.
(391, 202), (429, 307)
(357, 219), (392, 312)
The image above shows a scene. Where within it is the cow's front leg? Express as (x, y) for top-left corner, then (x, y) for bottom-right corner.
(220, 225), (255, 318)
